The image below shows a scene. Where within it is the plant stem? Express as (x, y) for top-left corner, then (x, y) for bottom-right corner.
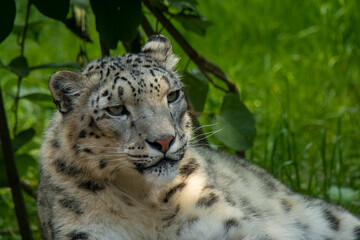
(100, 38), (110, 57)
(13, 0), (31, 134)
(0, 87), (33, 240)
(20, 1), (31, 57)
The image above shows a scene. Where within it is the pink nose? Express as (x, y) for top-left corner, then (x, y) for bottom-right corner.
(155, 136), (174, 153)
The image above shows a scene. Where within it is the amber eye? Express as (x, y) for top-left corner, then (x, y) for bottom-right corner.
(167, 90), (180, 104)
(106, 105), (128, 116)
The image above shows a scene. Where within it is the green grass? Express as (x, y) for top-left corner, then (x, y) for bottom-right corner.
(181, 0), (360, 213)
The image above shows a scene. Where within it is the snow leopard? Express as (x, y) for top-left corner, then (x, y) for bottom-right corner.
(37, 35), (360, 240)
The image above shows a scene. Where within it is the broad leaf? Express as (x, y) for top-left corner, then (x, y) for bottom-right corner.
(182, 69), (208, 112)
(13, 128), (36, 153)
(8, 56), (30, 77)
(213, 94), (256, 151)
(21, 93), (54, 108)
(90, 0), (142, 49)
(12, 21), (48, 42)
(0, 154), (37, 188)
(32, 0), (70, 21)
(173, 13), (212, 36)
(0, 0), (16, 43)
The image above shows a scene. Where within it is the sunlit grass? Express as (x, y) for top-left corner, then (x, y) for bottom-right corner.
(186, 0), (360, 214)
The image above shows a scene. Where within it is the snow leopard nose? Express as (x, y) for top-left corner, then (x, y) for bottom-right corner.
(146, 136), (175, 153)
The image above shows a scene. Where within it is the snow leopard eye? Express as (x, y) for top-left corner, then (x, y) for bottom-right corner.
(167, 90), (180, 104)
(106, 105), (129, 116)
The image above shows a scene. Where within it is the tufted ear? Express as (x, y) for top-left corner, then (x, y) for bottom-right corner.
(49, 70), (84, 113)
(141, 35), (179, 70)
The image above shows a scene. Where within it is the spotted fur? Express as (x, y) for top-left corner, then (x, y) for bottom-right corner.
(37, 35), (360, 239)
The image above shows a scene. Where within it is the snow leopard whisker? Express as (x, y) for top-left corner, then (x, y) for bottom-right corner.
(190, 129), (223, 143)
(191, 123), (218, 133)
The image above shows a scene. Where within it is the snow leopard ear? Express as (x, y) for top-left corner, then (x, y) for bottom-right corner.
(142, 35), (179, 70)
(49, 70), (84, 113)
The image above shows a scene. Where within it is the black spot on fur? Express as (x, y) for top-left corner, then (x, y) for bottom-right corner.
(177, 217), (199, 236)
(67, 231), (89, 240)
(78, 180), (105, 192)
(224, 218), (239, 231)
(162, 205), (180, 228)
(102, 90), (109, 97)
(196, 192), (218, 208)
(51, 140), (60, 149)
(99, 159), (107, 169)
(150, 69), (155, 77)
(106, 68), (110, 77)
(54, 159), (83, 176)
(121, 76), (127, 81)
(164, 182), (186, 203)
(354, 226), (360, 240)
(324, 210), (340, 231)
(280, 199), (292, 212)
(79, 130), (87, 138)
(179, 158), (199, 178)
(84, 148), (93, 153)
(118, 86), (124, 97)
(89, 117), (95, 127)
(59, 198), (84, 215)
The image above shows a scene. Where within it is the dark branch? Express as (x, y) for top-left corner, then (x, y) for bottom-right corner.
(0, 87), (33, 240)
(141, 14), (156, 36)
(100, 38), (110, 57)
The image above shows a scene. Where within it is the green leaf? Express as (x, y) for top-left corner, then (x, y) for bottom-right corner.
(13, 128), (36, 153)
(213, 94), (256, 151)
(21, 93), (55, 108)
(90, 0), (142, 49)
(32, 0), (70, 21)
(12, 21), (49, 42)
(0, 154), (37, 188)
(182, 69), (208, 112)
(173, 13), (212, 36)
(8, 56), (30, 77)
(0, 0), (16, 43)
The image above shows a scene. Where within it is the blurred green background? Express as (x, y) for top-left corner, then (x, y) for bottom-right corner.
(0, 0), (359, 238)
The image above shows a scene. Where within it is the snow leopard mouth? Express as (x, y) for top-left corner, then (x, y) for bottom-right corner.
(135, 158), (179, 174)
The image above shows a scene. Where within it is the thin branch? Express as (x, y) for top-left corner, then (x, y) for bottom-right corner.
(20, 1), (31, 57)
(0, 87), (33, 240)
(13, 0), (31, 134)
(100, 38), (110, 57)
(141, 14), (155, 36)
(20, 180), (37, 199)
(13, 76), (22, 135)
(142, 0), (239, 96)
(199, 68), (228, 93)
